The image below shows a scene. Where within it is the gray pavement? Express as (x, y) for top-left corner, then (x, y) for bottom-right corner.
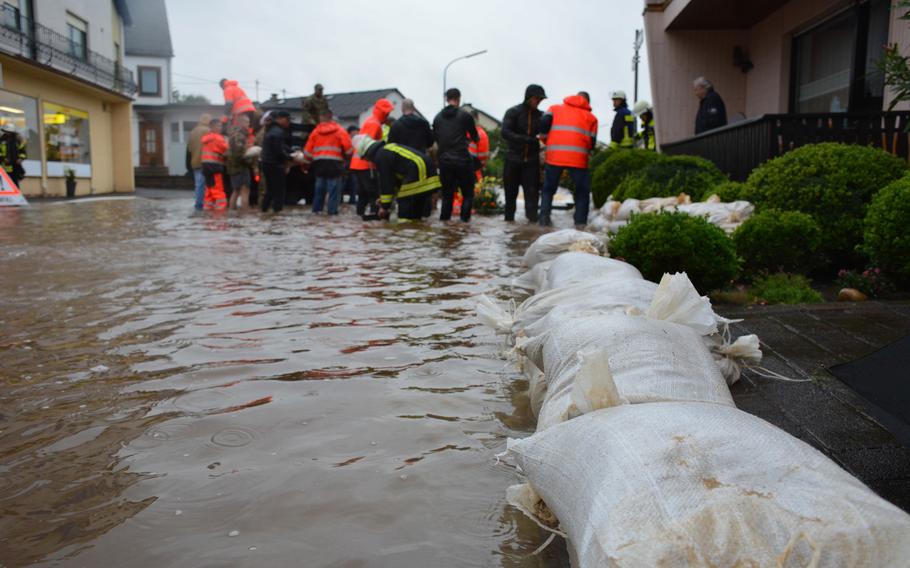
(721, 301), (910, 511)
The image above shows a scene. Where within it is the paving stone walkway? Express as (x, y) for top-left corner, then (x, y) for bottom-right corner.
(721, 301), (910, 511)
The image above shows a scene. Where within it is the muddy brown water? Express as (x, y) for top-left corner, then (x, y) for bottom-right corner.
(0, 195), (574, 567)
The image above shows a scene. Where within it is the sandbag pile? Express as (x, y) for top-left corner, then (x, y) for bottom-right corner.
(476, 229), (910, 566)
(589, 194), (755, 234)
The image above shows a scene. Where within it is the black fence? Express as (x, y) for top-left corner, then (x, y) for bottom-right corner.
(661, 112), (910, 181)
(0, 10), (135, 96)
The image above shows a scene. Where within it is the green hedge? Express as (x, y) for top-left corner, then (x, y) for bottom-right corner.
(744, 143), (906, 264)
(591, 149), (663, 208)
(708, 181), (746, 202)
(613, 155), (727, 202)
(749, 273), (823, 304)
(862, 176), (910, 286)
(732, 209), (823, 277)
(610, 211), (739, 293)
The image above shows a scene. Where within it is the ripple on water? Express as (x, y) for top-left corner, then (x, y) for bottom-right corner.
(129, 422), (196, 450)
(208, 426), (259, 449)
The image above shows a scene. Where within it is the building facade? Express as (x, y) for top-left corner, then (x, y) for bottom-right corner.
(0, 0), (135, 197)
(644, 0), (910, 145)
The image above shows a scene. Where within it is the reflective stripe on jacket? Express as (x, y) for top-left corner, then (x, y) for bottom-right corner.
(543, 95), (598, 169)
(303, 121), (353, 163)
(0, 133), (26, 173)
(201, 132), (228, 164)
(222, 80), (255, 116)
(610, 105), (636, 149)
(468, 125), (490, 167)
(378, 143), (441, 204)
(639, 117), (656, 151)
(350, 98), (395, 171)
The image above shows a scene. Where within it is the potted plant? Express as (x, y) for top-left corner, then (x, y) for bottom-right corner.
(64, 167), (76, 198)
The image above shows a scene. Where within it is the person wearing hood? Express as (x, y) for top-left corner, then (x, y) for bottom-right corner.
(220, 79), (256, 126)
(350, 98), (394, 218)
(432, 88), (479, 222)
(302, 109), (353, 216)
(501, 84), (546, 222)
(353, 134), (441, 222)
(200, 118), (228, 211)
(388, 98), (433, 153)
(1, 123), (27, 189)
(609, 90), (636, 149)
(539, 92), (598, 227)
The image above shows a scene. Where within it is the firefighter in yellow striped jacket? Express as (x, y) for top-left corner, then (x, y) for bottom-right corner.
(353, 135), (441, 221)
(609, 90), (636, 149)
(632, 100), (657, 151)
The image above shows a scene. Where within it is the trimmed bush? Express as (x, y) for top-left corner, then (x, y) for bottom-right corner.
(613, 155), (727, 202)
(862, 176), (910, 286)
(707, 181), (746, 203)
(610, 211), (739, 293)
(591, 149), (663, 208)
(744, 143), (906, 263)
(749, 273), (823, 304)
(732, 209), (823, 276)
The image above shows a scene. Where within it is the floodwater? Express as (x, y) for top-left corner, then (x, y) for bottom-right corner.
(0, 194), (572, 568)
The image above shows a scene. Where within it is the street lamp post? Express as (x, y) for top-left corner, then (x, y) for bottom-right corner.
(632, 30), (644, 103)
(443, 50), (487, 103)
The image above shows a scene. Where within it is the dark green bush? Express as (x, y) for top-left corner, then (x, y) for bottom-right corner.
(707, 181), (746, 202)
(749, 273), (823, 304)
(591, 149), (663, 208)
(610, 211), (739, 293)
(744, 143), (906, 264)
(732, 209), (823, 276)
(613, 155), (727, 202)
(862, 176), (910, 286)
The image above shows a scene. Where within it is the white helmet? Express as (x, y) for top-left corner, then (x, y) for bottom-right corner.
(610, 90), (627, 100)
(632, 100), (652, 116)
(353, 133), (377, 158)
(1, 122), (17, 134)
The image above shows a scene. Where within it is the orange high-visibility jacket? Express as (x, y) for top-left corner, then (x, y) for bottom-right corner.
(201, 132), (228, 164)
(468, 125), (490, 168)
(350, 98), (394, 171)
(303, 121), (353, 163)
(542, 95), (598, 169)
(222, 80), (256, 116)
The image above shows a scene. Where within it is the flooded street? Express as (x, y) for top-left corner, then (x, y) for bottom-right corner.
(0, 194), (568, 567)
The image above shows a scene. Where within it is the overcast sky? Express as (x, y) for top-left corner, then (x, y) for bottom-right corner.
(164, 0), (651, 136)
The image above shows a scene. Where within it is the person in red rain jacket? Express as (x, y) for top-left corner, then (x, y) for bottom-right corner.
(302, 109), (353, 216)
(349, 98), (394, 218)
(220, 79), (256, 126)
(201, 118), (229, 210)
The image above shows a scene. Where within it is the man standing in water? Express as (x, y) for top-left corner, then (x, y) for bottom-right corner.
(500, 84), (546, 223)
(433, 88), (479, 222)
(260, 110), (293, 213)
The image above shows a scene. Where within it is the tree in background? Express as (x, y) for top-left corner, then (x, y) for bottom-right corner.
(882, 1), (910, 109)
(172, 90), (211, 104)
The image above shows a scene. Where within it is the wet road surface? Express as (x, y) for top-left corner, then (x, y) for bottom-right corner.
(0, 194), (570, 567)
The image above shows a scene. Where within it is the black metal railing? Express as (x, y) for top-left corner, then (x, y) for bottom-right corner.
(661, 112), (910, 181)
(0, 9), (135, 96)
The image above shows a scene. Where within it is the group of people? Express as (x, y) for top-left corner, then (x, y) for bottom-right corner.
(186, 76), (726, 227)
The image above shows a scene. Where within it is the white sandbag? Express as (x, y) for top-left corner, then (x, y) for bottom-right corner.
(507, 402), (910, 568)
(540, 252), (643, 292)
(521, 314), (734, 430)
(615, 198), (640, 221)
(475, 294), (513, 334)
(640, 194), (687, 214)
(605, 220), (628, 234)
(511, 261), (551, 293)
(646, 272), (717, 335)
(587, 214), (609, 232)
(599, 199), (622, 220)
(521, 229), (604, 268)
(706, 332), (763, 385)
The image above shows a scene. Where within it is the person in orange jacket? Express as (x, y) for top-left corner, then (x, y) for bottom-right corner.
(349, 98), (394, 218)
(201, 118), (228, 211)
(468, 110), (490, 184)
(538, 91), (598, 227)
(302, 109), (353, 216)
(219, 79), (256, 126)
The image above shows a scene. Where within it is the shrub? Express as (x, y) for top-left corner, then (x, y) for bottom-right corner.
(590, 149), (663, 208)
(732, 209), (823, 276)
(836, 267), (894, 298)
(744, 143), (906, 264)
(707, 181), (746, 202)
(862, 176), (910, 285)
(749, 273), (823, 304)
(613, 155), (727, 202)
(610, 211), (739, 293)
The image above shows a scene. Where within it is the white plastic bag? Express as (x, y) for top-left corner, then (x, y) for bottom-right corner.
(521, 230), (604, 268)
(506, 402), (910, 568)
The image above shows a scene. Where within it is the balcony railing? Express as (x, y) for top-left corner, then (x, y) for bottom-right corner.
(0, 10), (135, 96)
(661, 112), (910, 181)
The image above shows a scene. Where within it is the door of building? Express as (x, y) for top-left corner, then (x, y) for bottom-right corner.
(139, 121), (163, 167)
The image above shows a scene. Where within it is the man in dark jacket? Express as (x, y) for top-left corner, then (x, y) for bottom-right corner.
(432, 88), (479, 222)
(609, 90), (636, 149)
(260, 110), (293, 213)
(501, 84), (546, 222)
(694, 77), (727, 134)
(388, 98), (433, 153)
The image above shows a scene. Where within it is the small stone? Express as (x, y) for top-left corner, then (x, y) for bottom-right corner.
(248, 546), (257, 551)
(228, 530), (240, 537)
(370, 441), (377, 446)
(175, 510), (182, 516)
(837, 288), (868, 302)
(399, 474), (408, 480)
(91, 365), (110, 374)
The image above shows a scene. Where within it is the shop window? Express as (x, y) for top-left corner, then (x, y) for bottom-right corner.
(0, 88), (40, 177)
(44, 102), (91, 177)
(138, 66), (161, 96)
(67, 13), (87, 61)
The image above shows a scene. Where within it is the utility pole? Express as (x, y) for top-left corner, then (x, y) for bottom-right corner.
(633, 29), (644, 103)
(282, 89), (286, 100)
(255, 79), (260, 102)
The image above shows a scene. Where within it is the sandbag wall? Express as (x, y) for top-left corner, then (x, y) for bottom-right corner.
(477, 229), (910, 567)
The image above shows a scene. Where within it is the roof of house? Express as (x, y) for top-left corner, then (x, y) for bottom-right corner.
(260, 88), (409, 118)
(462, 104), (502, 127)
(124, 0), (173, 58)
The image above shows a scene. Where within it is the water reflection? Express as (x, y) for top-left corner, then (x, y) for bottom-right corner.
(0, 195), (573, 566)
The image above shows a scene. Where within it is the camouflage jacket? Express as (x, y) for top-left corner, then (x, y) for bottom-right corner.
(302, 94), (330, 126)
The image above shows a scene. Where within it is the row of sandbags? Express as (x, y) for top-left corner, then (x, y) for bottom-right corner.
(589, 194), (755, 234)
(476, 229), (910, 567)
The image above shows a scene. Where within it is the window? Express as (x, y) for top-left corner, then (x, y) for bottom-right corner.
(67, 13), (87, 61)
(138, 66), (161, 96)
(0, 88), (39, 176)
(44, 102), (91, 177)
(144, 127), (156, 153)
(170, 122), (180, 143)
(2, 2), (20, 31)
